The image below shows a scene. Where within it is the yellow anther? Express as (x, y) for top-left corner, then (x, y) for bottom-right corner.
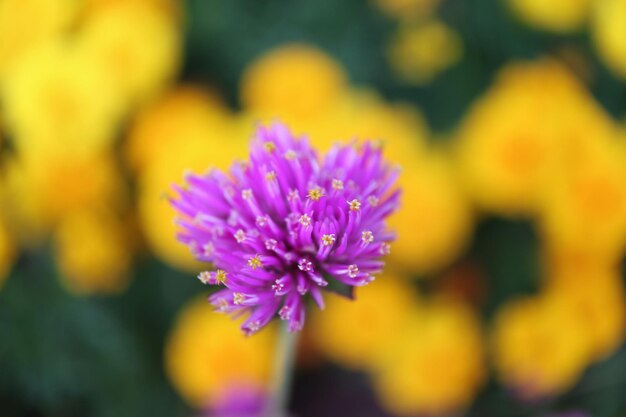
(307, 186), (325, 201)
(284, 150), (297, 160)
(248, 254), (263, 270)
(263, 142), (276, 153)
(348, 199), (361, 211)
(215, 269), (227, 285)
(321, 234), (336, 246)
(265, 171), (277, 181)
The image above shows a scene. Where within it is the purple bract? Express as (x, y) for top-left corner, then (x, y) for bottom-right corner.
(172, 122), (400, 334)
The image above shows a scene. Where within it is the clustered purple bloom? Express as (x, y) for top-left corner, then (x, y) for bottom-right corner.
(172, 122), (400, 335)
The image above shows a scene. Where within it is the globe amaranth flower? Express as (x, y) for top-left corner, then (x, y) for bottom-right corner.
(172, 122), (400, 335)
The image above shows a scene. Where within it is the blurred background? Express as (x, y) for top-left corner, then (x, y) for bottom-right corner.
(1, 0), (626, 416)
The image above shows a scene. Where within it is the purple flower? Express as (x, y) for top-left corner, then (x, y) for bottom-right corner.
(202, 384), (267, 417)
(172, 122), (400, 334)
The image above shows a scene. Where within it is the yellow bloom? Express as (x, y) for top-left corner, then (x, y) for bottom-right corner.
(491, 294), (590, 399)
(388, 20), (463, 85)
(373, 0), (440, 20)
(54, 209), (132, 295)
(538, 136), (626, 263)
(0, 0), (80, 79)
(126, 85), (231, 174)
(372, 297), (485, 415)
(592, 0), (626, 79)
(284, 88), (428, 163)
(389, 149), (473, 274)
(240, 43), (347, 124)
(507, 0), (591, 33)
(138, 122), (247, 272)
(544, 254), (626, 361)
(3, 152), (128, 243)
(455, 59), (606, 216)
(2, 40), (123, 159)
(77, 1), (182, 107)
(310, 273), (419, 370)
(165, 297), (276, 407)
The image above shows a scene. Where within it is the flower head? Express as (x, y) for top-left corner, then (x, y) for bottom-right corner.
(172, 122), (400, 334)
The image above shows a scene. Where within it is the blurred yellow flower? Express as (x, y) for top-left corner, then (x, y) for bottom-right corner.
(3, 152), (128, 242)
(240, 43), (347, 124)
(492, 294), (590, 399)
(592, 0), (626, 79)
(77, 1), (182, 107)
(373, 0), (440, 20)
(507, 0), (591, 33)
(538, 136), (626, 263)
(455, 60), (603, 216)
(126, 85), (232, 174)
(310, 273), (419, 370)
(2, 40), (123, 159)
(389, 149), (473, 274)
(165, 297), (276, 408)
(372, 297), (485, 415)
(544, 256), (626, 361)
(0, 0), (81, 79)
(138, 123), (246, 272)
(388, 20), (463, 85)
(300, 88), (428, 162)
(54, 209), (132, 295)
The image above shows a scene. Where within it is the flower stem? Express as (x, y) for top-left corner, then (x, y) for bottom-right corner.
(266, 321), (298, 417)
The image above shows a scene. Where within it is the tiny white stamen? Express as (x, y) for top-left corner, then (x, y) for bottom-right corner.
(299, 214), (312, 227)
(272, 280), (284, 294)
(332, 179), (344, 190)
(256, 215), (268, 227)
(348, 264), (359, 278)
(265, 239), (278, 250)
(246, 321), (261, 334)
(288, 189), (300, 202)
(233, 293), (245, 305)
(368, 196), (380, 207)
(284, 150), (297, 160)
(234, 229), (246, 243)
(298, 258), (314, 272)
(380, 242), (391, 255)
(242, 189), (253, 200)
(279, 306), (291, 320)
(202, 243), (214, 256)
(197, 271), (211, 284)
(361, 230), (374, 244)
(216, 298), (229, 312)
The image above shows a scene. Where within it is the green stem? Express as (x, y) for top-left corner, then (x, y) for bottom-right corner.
(265, 321), (298, 417)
